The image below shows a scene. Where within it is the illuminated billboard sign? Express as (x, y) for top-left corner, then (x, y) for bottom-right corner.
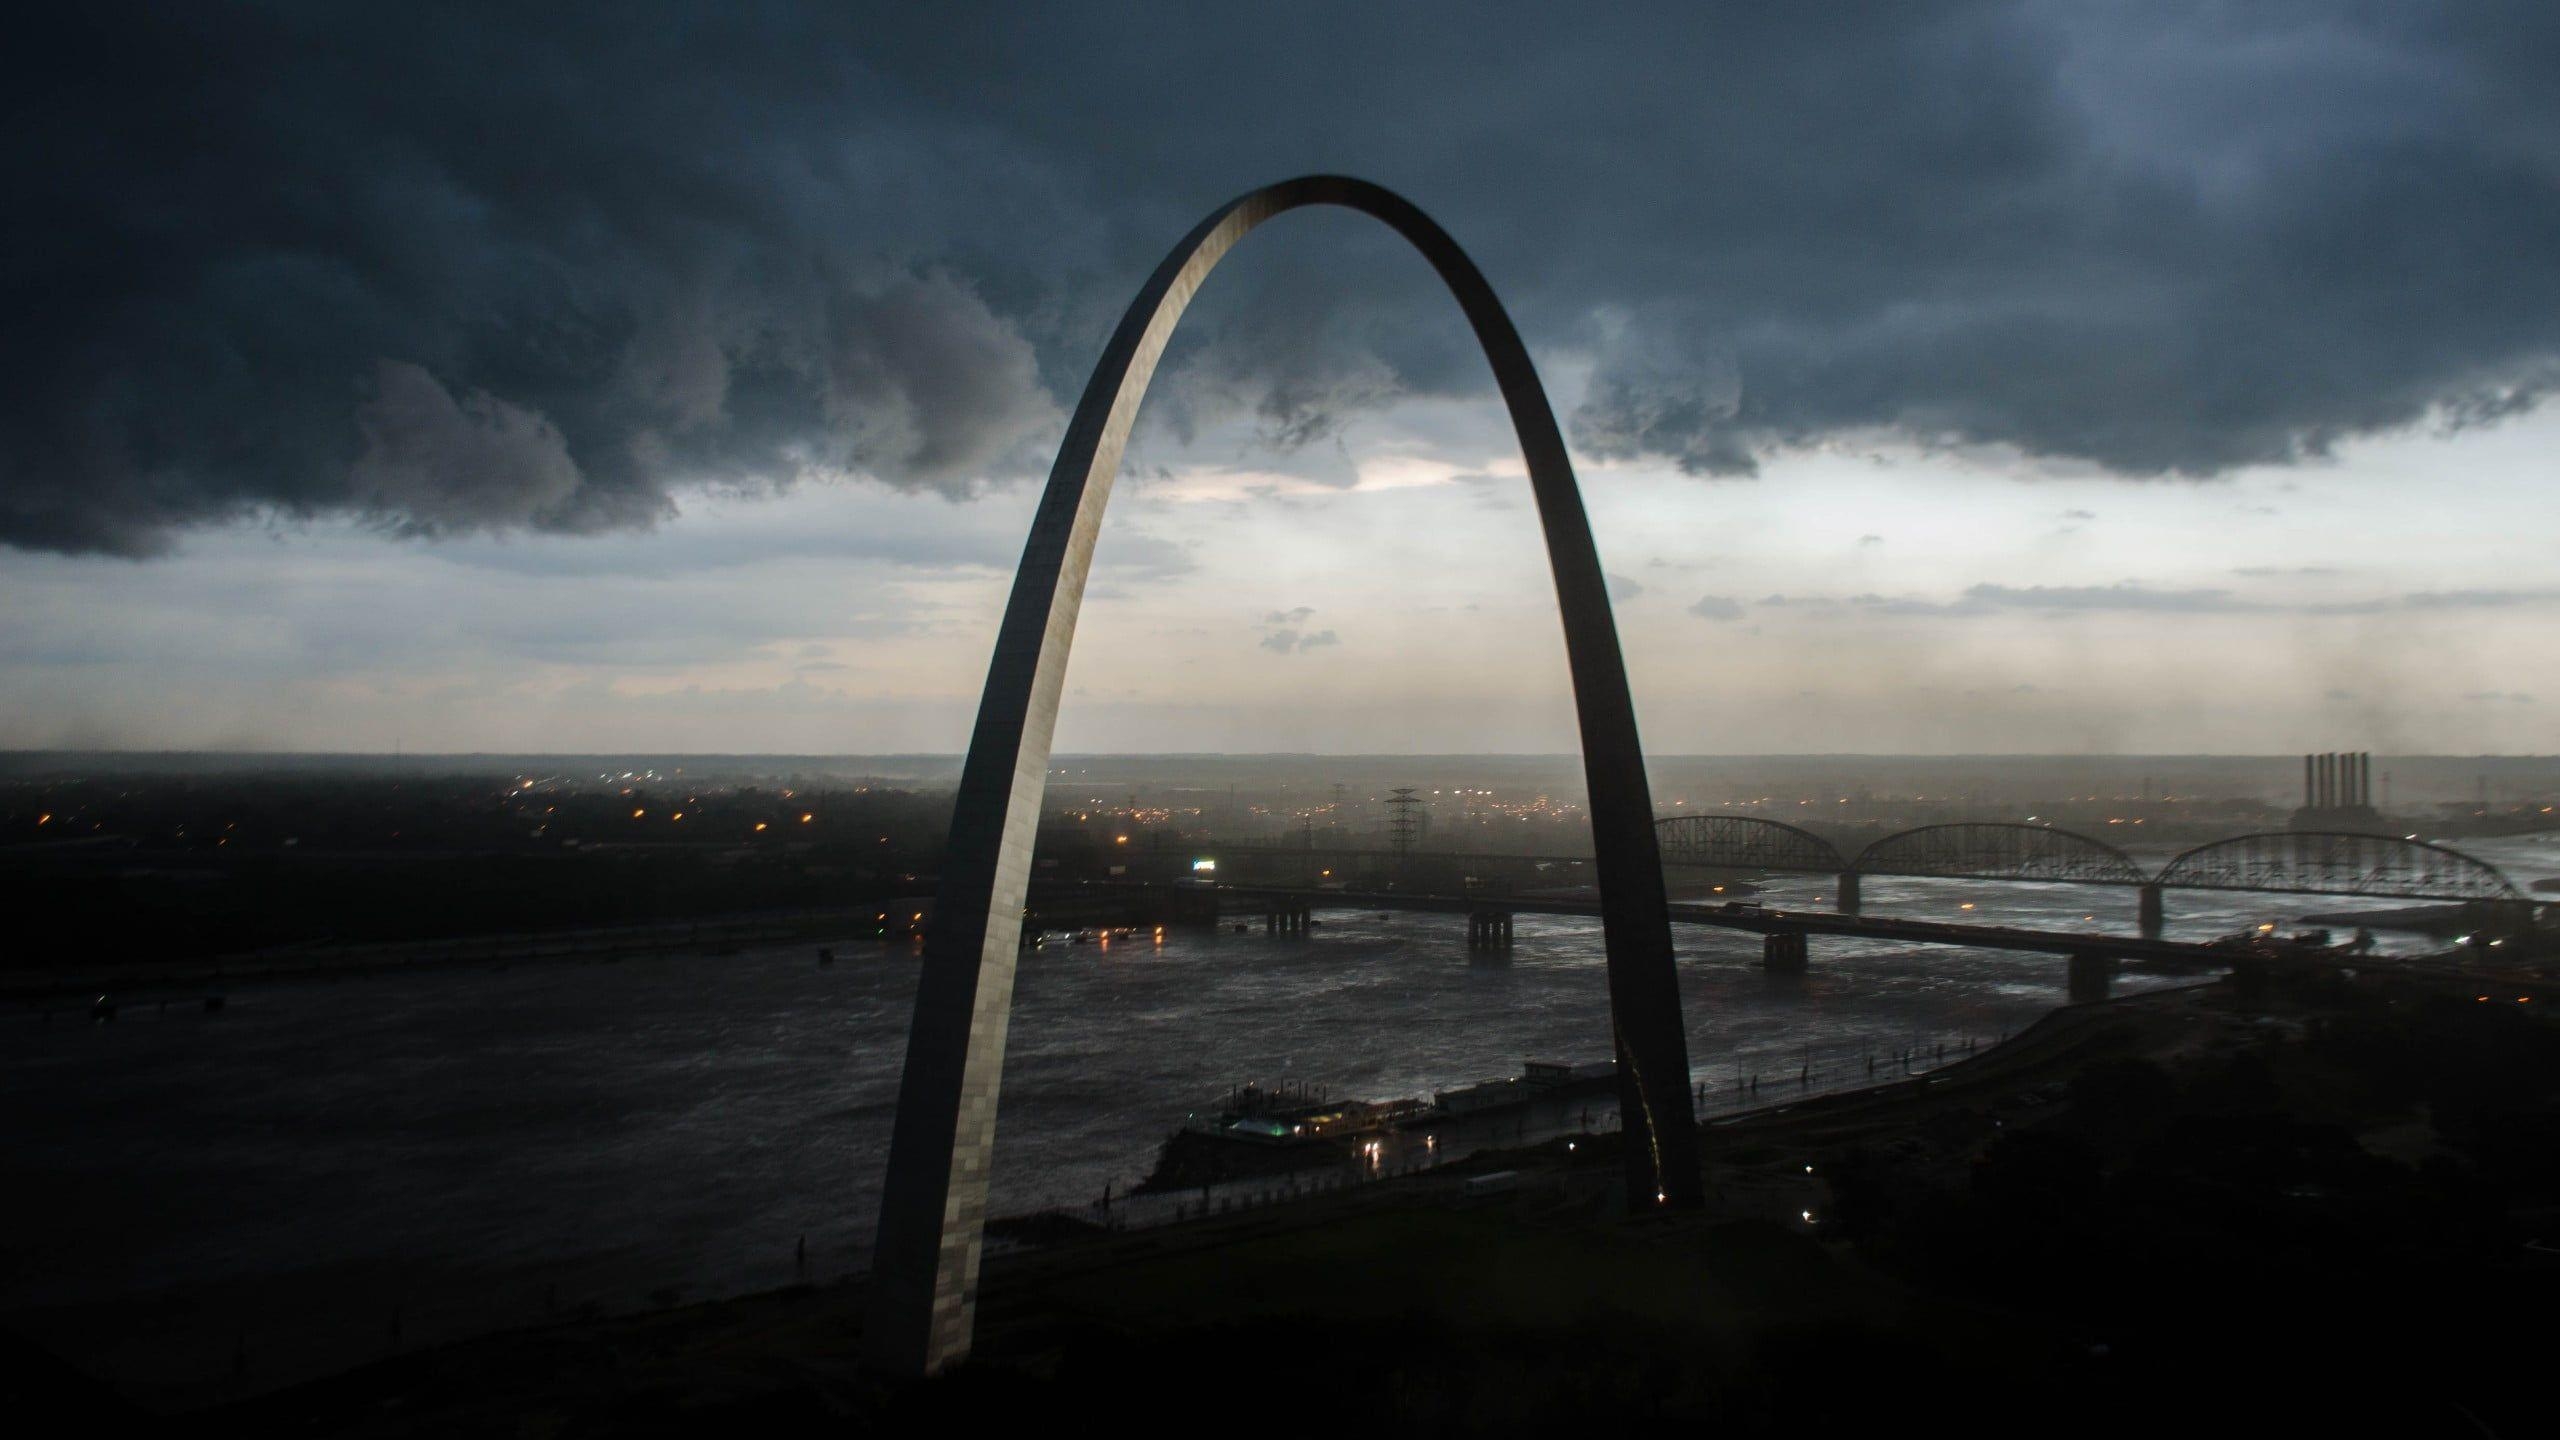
(1191, 858), (1217, 874)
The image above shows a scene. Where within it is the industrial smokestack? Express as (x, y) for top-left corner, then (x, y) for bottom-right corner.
(2361, 751), (2374, 808)
(2322, 753), (2335, 809)
(2304, 754), (2316, 809)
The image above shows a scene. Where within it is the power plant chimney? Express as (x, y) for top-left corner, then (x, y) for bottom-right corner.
(2301, 750), (2380, 814)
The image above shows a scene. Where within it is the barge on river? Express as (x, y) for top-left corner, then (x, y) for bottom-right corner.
(1137, 1059), (1616, 1192)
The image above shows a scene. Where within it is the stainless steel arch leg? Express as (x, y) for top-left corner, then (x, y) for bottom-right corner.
(865, 176), (1699, 1374)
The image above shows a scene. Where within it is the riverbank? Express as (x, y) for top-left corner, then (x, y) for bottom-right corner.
(94, 959), (2538, 1435)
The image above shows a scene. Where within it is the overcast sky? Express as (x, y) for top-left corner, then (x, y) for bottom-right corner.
(5, 2), (2556, 754)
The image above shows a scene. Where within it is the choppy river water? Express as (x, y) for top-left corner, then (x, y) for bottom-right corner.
(8, 833), (2554, 1401)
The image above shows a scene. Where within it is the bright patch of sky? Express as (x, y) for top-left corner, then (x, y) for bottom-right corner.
(7, 381), (2551, 755)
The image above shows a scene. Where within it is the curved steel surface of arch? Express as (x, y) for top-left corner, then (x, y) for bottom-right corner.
(866, 176), (1698, 1374)
(1654, 814), (1849, 873)
(2156, 830), (2522, 900)
(1854, 822), (2147, 885)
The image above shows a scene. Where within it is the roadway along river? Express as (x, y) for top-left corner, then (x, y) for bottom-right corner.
(7, 834), (2552, 1406)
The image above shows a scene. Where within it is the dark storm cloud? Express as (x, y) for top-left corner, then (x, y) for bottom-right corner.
(3, 3), (1073, 555)
(9, 2), (2559, 556)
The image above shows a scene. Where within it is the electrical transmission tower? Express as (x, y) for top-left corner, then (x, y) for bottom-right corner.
(1386, 787), (1422, 868)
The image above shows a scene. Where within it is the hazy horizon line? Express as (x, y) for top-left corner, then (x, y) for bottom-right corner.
(4, 749), (2551, 763)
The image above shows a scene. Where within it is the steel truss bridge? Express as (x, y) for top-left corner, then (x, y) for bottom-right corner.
(1652, 816), (2525, 903)
(1208, 883), (2334, 972)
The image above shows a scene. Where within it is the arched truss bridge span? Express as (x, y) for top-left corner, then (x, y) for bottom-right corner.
(1856, 822), (2147, 884)
(1653, 814), (1847, 873)
(1653, 816), (2523, 901)
(2156, 830), (2522, 900)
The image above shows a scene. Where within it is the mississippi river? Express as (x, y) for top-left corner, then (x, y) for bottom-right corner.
(8, 835), (2552, 1403)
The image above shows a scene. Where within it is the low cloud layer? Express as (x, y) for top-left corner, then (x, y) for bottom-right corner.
(1259, 628), (1339, 655)
(8, 4), (2559, 556)
(1739, 582), (2560, 619)
(1256, 606), (1338, 654)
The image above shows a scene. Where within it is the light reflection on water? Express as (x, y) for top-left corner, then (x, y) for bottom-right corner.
(4, 856), (2531, 1396)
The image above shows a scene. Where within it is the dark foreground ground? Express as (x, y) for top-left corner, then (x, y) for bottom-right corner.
(12, 962), (2556, 1437)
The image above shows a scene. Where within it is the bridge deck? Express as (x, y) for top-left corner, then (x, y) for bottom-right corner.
(1212, 886), (2290, 964)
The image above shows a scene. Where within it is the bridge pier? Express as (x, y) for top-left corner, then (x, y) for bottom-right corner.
(1836, 871), (1861, 915)
(1467, 908), (1515, 952)
(2067, 951), (2116, 1003)
(2137, 884), (2164, 940)
(1763, 929), (1809, 974)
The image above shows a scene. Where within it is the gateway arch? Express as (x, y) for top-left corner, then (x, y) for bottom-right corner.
(867, 175), (1701, 1374)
